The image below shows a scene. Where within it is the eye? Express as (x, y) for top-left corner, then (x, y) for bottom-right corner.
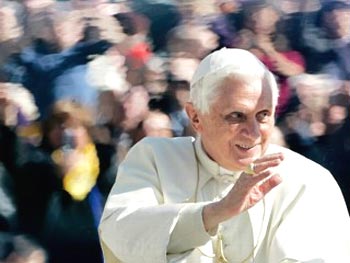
(256, 110), (271, 123)
(224, 112), (245, 124)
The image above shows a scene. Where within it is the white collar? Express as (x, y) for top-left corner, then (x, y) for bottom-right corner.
(194, 137), (242, 184)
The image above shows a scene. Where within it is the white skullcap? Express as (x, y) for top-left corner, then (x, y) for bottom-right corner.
(190, 48), (266, 88)
(190, 48), (278, 113)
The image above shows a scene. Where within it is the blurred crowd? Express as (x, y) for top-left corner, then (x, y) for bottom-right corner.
(0, 0), (349, 262)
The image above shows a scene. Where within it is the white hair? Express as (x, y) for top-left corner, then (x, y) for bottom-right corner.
(190, 48), (279, 114)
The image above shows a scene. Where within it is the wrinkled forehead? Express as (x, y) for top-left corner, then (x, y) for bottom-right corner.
(207, 79), (274, 116)
(217, 73), (273, 99)
(191, 48), (266, 86)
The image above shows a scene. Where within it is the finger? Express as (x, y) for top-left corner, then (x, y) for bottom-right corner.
(253, 153), (284, 173)
(242, 169), (274, 186)
(257, 174), (282, 195)
(253, 158), (282, 174)
(255, 152), (284, 163)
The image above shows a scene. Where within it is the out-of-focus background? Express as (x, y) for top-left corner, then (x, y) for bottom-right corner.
(0, 0), (349, 262)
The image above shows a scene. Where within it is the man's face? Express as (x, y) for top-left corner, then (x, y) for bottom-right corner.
(187, 76), (275, 171)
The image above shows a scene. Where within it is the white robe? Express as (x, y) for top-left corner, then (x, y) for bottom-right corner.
(99, 136), (350, 263)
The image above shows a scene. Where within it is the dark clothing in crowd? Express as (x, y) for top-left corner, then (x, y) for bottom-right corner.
(210, 11), (244, 49)
(3, 40), (111, 118)
(0, 123), (116, 263)
(0, 163), (18, 233)
(319, 117), (350, 212)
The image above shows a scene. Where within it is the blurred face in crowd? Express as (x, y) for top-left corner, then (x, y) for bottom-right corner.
(22, 0), (55, 10)
(186, 76), (275, 171)
(28, 17), (57, 45)
(142, 111), (173, 138)
(71, 0), (107, 9)
(54, 17), (83, 49)
(122, 86), (150, 130)
(324, 9), (350, 39)
(47, 119), (90, 150)
(249, 6), (280, 35)
(0, 5), (22, 42)
(218, 1), (239, 14)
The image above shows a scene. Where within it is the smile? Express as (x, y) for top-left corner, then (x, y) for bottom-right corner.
(237, 144), (254, 150)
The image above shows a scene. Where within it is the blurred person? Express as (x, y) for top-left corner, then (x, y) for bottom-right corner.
(278, 74), (342, 161)
(0, 163), (17, 233)
(86, 46), (129, 181)
(287, 73), (341, 134)
(0, 82), (39, 127)
(0, 88), (21, 234)
(318, 1), (350, 80)
(70, 0), (108, 10)
(1, 9), (114, 118)
(174, 0), (218, 25)
(0, 82), (39, 178)
(167, 80), (196, 137)
(280, 0), (321, 14)
(9, 100), (116, 263)
(301, 1), (350, 78)
(20, 0), (54, 13)
(323, 89), (350, 134)
(167, 58), (199, 137)
(93, 90), (126, 144)
(209, 0), (244, 48)
(99, 48), (350, 262)
(168, 57), (200, 83)
(175, 0), (197, 23)
(166, 1), (219, 59)
(166, 23), (219, 59)
(280, 0), (322, 52)
(74, 2), (125, 45)
(121, 85), (150, 133)
(319, 98), (350, 213)
(147, 86), (194, 137)
(86, 44), (129, 128)
(131, 2), (182, 52)
(0, 2), (25, 82)
(234, 1), (305, 120)
(143, 55), (169, 94)
(279, 75), (350, 213)
(114, 11), (152, 86)
(87, 45), (128, 93)
(0, 232), (47, 263)
(141, 110), (174, 138)
(117, 85), (150, 161)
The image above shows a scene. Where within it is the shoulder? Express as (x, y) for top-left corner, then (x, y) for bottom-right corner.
(267, 144), (332, 181)
(121, 136), (196, 169)
(130, 136), (195, 155)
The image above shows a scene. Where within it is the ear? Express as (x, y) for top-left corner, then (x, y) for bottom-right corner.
(185, 102), (202, 133)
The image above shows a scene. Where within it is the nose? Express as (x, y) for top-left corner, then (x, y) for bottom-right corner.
(242, 119), (261, 140)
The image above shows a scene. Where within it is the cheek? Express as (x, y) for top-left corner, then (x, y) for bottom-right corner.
(261, 122), (275, 142)
(199, 117), (226, 138)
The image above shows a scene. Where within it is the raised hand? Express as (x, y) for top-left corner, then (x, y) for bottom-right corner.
(203, 152), (284, 232)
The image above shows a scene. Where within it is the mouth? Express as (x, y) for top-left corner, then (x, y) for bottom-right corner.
(235, 143), (260, 167)
(236, 144), (255, 150)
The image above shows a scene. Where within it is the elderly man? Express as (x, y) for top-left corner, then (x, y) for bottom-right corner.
(99, 48), (350, 262)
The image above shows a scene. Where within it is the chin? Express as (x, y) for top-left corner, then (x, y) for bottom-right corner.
(234, 155), (258, 169)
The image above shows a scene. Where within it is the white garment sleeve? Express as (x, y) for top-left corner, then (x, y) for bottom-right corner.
(99, 138), (210, 263)
(267, 168), (350, 263)
(167, 203), (212, 254)
(99, 140), (180, 262)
